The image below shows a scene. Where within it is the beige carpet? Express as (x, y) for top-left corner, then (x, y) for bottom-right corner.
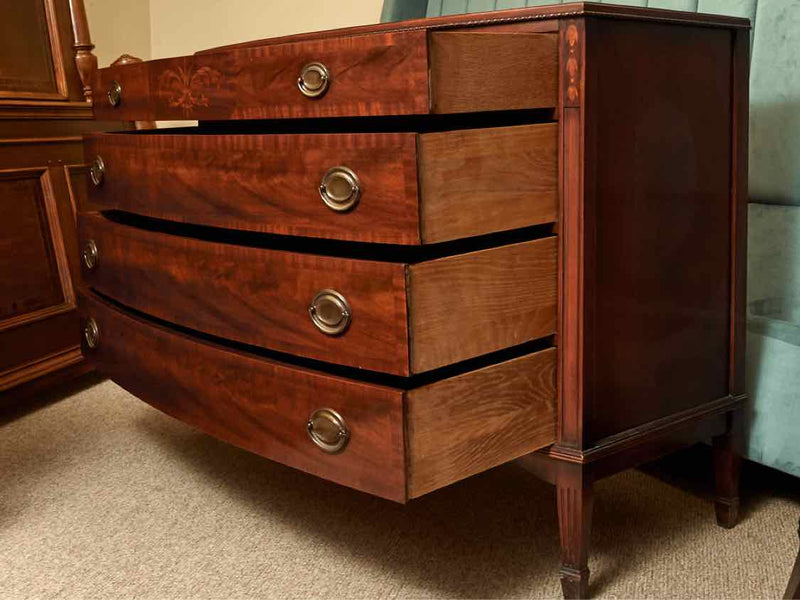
(1, 377), (798, 599)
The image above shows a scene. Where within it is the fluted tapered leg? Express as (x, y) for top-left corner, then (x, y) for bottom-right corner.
(557, 464), (594, 599)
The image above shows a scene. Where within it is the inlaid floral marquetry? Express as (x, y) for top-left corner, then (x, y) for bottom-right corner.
(157, 64), (222, 116)
(564, 22), (582, 106)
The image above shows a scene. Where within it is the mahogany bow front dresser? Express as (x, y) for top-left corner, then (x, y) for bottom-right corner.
(78, 3), (749, 597)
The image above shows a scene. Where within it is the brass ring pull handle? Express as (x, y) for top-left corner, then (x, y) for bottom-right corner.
(83, 318), (100, 349)
(108, 80), (122, 107)
(308, 289), (352, 336)
(307, 408), (349, 454)
(90, 156), (105, 187)
(297, 62), (330, 98)
(82, 240), (98, 270)
(319, 166), (361, 212)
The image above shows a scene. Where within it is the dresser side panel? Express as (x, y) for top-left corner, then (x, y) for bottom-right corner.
(582, 18), (735, 444)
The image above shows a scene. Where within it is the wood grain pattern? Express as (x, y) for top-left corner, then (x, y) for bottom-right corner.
(0, 169), (66, 323)
(582, 19), (733, 444)
(429, 31), (557, 114)
(0, 0), (114, 398)
(83, 131), (421, 244)
(79, 291), (407, 501)
(91, 27), (560, 121)
(406, 347), (556, 498)
(0, 0), (67, 101)
(408, 237), (557, 373)
(80, 214), (557, 375)
(79, 290), (558, 502)
(92, 30), (430, 122)
(79, 213), (410, 375)
(418, 123), (558, 243)
(85, 124), (558, 244)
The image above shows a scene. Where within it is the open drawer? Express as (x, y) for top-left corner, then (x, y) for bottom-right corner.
(78, 212), (557, 376)
(83, 122), (557, 244)
(91, 30), (557, 121)
(79, 291), (557, 502)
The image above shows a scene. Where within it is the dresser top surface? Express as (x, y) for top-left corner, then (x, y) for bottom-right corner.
(199, 1), (750, 57)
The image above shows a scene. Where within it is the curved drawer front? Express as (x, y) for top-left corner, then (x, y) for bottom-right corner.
(84, 131), (421, 244)
(79, 291), (407, 501)
(83, 123), (557, 245)
(91, 30), (556, 121)
(79, 214), (557, 375)
(79, 213), (409, 375)
(79, 292), (557, 502)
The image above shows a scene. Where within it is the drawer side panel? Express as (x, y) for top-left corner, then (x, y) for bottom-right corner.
(419, 123), (558, 243)
(408, 237), (558, 372)
(406, 347), (557, 498)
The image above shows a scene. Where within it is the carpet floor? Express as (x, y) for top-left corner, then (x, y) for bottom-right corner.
(1, 376), (798, 599)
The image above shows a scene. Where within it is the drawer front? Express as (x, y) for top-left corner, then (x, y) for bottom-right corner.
(79, 214), (557, 375)
(79, 291), (557, 502)
(79, 291), (407, 502)
(91, 30), (556, 121)
(92, 31), (430, 122)
(84, 131), (421, 244)
(84, 123), (557, 245)
(79, 213), (410, 375)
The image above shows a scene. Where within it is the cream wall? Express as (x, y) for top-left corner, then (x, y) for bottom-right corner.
(84, 0), (151, 68)
(86, 1), (384, 64)
(149, 1), (383, 59)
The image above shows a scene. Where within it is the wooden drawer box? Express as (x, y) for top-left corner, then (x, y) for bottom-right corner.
(83, 123), (557, 244)
(79, 213), (557, 375)
(79, 291), (557, 502)
(91, 30), (557, 121)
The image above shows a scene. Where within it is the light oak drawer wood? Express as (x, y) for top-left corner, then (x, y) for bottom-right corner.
(83, 123), (557, 245)
(79, 213), (557, 376)
(79, 291), (557, 502)
(91, 30), (556, 121)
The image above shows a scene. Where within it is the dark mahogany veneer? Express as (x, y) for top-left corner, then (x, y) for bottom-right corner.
(78, 4), (750, 598)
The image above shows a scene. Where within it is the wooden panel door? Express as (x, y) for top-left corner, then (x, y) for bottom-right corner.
(0, 0), (103, 401)
(0, 0), (69, 101)
(0, 165), (82, 393)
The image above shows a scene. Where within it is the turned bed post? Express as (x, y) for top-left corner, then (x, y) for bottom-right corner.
(68, 0), (97, 103)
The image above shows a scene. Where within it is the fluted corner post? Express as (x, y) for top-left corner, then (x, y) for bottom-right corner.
(68, 0), (98, 103)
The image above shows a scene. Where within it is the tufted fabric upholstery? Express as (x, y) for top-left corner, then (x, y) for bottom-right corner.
(380, 0), (800, 477)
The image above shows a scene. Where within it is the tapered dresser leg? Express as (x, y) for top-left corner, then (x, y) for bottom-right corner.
(557, 464), (594, 599)
(713, 414), (740, 529)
